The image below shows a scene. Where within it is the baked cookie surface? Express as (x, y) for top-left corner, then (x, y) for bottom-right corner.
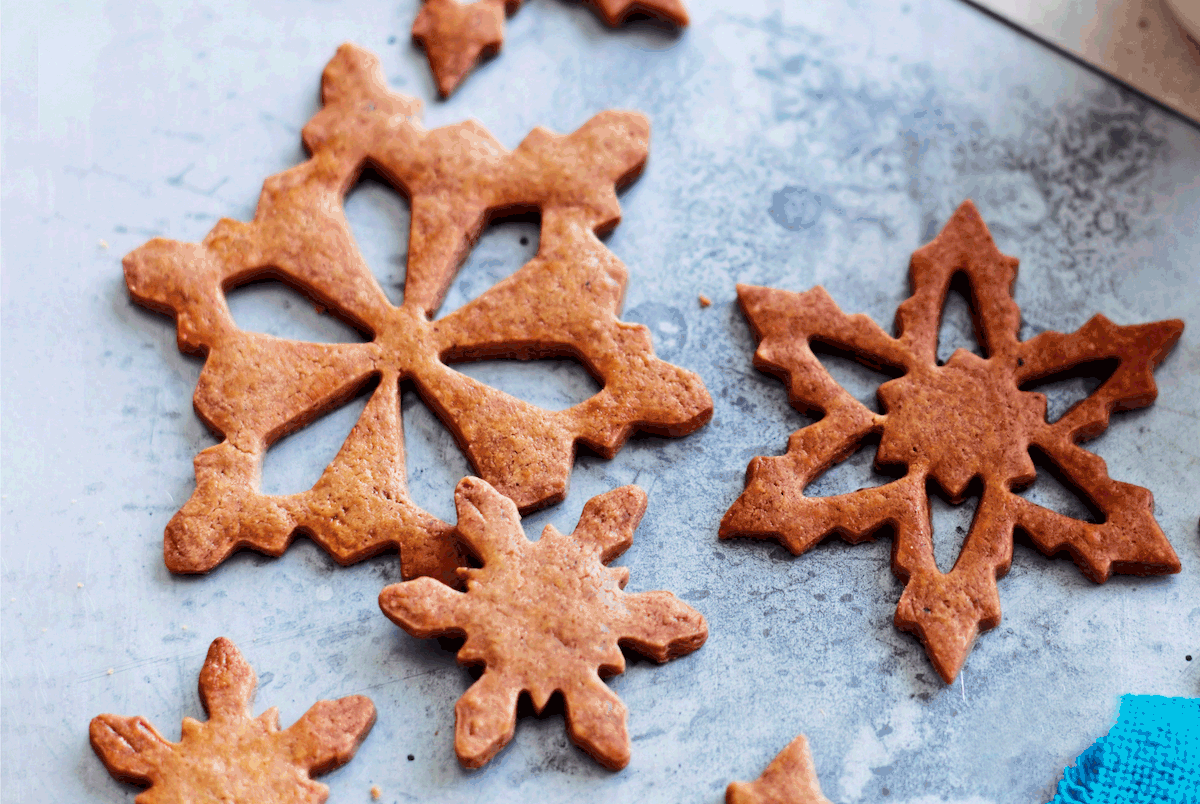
(722, 200), (1182, 682)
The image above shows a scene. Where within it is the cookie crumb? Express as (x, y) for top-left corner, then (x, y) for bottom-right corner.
(181, 625), (188, 631)
(698, 294), (712, 307)
(98, 239), (109, 249)
(107, 668), (114, 675)
(77, 582), (84, 588)
(371, 785), (382, 799)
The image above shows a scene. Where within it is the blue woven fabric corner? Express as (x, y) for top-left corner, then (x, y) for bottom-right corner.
(1050, 695), (1200, 803)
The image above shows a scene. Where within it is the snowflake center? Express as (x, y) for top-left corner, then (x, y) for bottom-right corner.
(876, 351), (1043, 500)
(466, 548), (625, 667)
(375, 305), (440, 375)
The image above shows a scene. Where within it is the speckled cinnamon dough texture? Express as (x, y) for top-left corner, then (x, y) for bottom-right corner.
(412, 0), (689, 97)
(379, 477), (707, 770)
(122, 43), (712, 583)
(8, 2), (1200, 800)
(726, 735), (833, 804)
(721, 200), (1183, 683)
(89, 638), (376, 804)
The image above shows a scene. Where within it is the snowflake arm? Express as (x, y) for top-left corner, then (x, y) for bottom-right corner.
(739, 283), (910, 417)
(894, 201), (1023, 363)
(592, 0), (689, 26)
(379, 477), (706, 770)
(454, 669), (521, 769)
(1012, 313), (1182, 581)
(412, 0), (507, 99)
(378, 578), (468, 638)
(568, 484), (645, 561)
(89, 716), (172, 786)
(561, 672), (631, 771)
(197, 636), (258, 719)
(726, 735), (833, 804)
(721, 283), (908, 553)
(615, 590), (710, 661)
(283, 698), (381, 777)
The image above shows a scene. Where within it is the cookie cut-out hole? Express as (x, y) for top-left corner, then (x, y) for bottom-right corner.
(811, 341), (900, 414)
(448, 359), (602, 411)
(926, 478), (981, 574)
(1019, 358), (1118, 424)
(805, 434), (898, 498)
(344, 167), (411, 308)
(438, 215), (541, 317)
(1015, 446), (1105, 524)
(260, 375), (379, 496)
(936, 273), (986, 365)
(402, 380), (473, 523)
(226, 280), (369, 343)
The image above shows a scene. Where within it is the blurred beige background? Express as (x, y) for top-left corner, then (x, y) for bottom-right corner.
(975, 0), (1200, 121)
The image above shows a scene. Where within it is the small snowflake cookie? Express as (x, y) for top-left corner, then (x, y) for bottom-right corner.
(379, 476), (707, 769)
(721, 200), (1182, 682)
(90, 638), (375, 803)
(123, 43), (712, 583)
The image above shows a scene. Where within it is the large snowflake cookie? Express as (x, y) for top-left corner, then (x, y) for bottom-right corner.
(721, 200), (1182, 682)
(379, 476), (707, 770)
(124, 44), (712, 583)
(413, 0), (689, 98)
(90, 638), (375, 803)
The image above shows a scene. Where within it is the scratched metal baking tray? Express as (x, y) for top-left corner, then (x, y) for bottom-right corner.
(2, 0), (1197, 801)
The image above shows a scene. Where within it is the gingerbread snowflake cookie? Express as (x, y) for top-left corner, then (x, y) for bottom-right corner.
(726, 735), (832, 804)
(721, 200), (1182, 682)
(90, 638), (375, 803)
(413, 0), (689, 97)
(124, 44), (711, 583)
(379, 476), (707, 769)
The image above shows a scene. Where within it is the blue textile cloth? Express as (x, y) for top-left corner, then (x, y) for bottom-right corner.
(1050, 695), (1200, 803)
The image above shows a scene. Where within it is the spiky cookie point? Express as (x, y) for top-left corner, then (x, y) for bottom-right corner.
(90, 638), (375, 803)
(124, 43), (712, 581)
(721, 199), (1182, 682)
(412, 0), (506, 98)
(412, 0), (688, 97)
(379, 477), (707, 769)
(726, 735), (832, 804)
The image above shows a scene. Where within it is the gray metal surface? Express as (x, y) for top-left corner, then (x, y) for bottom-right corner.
(2, 0), (1197, 801)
